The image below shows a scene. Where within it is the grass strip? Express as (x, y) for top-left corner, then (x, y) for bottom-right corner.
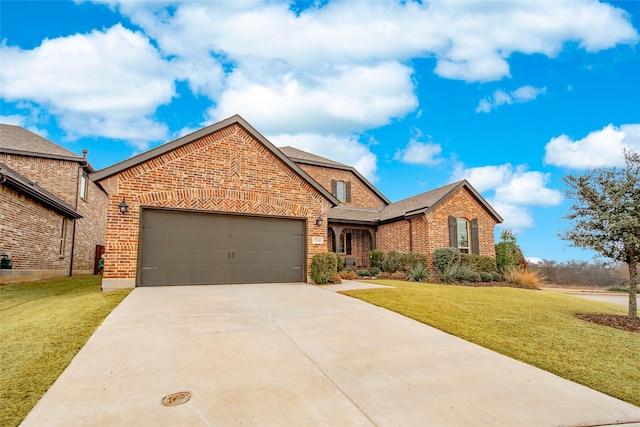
(342, 280), (640, 406)
(0, 275), (131, 427)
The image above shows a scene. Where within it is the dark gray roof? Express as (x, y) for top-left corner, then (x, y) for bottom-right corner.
(0, 124), (82, 161)
(328, 180), (503, 225)
(0, 161), (82, 219)
(279, 146), (347, 168)
(279, 146), (391, 205)
(91, 115), (339, 206)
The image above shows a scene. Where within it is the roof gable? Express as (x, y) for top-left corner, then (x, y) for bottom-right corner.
(0, 124), (81, 161)
(280, 146), (390, 205)
(91, 115), (339, 205)
(328, 180), (503, 224)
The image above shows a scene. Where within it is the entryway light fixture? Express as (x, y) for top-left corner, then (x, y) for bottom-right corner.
(315, 215), (323, 226)
(118, 197), (129, 215)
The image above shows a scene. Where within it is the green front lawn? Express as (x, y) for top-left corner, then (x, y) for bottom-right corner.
(342, 280), (640, 406)
(0, 276), (131, 427)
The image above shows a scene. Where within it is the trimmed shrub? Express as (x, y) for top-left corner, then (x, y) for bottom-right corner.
(454, 265), (476, 282)
(407, 263), (429, 282)
(475, 256), (497, 273)
(433, 247), (461, 273)
(369, 249), (385, 269)
(407, 252), (428, 269)
(479, 272), (493, 282)
(490, 271), (503, 282)
(376, 271), (391, 279)
(331, 273), (342, 284)
(357, 269), (370, 277)
(390, 271), (407, 280)
(311, 252), (339, 284)
(469, 272), (482, 282)
(335, 253), (344, 272)
(381, 251), (409, 273)
(370, 267), (381, 276)
(460, 253), (476, 268)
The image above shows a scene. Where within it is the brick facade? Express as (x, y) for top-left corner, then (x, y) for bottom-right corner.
(298, 164), (386, 209)
(328, 227), (374, 268)
(0, 185), (72, 271)
(98, 123), (330, 288)
(0, 153), (107, 278)
(375, 187), (498, 264)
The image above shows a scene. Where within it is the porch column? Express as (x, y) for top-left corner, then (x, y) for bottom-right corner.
(367, 228), (376, 249)
(330, 226), (344, 253)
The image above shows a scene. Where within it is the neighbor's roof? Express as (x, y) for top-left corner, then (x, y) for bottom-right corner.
(0, 161), (82, 219)
(0, 124), (93, 169)
(328, 180), (503, 225)
(91, 115), (340, 206)
(280, 146), (391, 205)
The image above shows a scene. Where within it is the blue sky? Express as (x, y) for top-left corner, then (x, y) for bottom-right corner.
(1, 0), (639, 263)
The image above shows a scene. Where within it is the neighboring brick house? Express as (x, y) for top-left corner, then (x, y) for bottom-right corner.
(281, 147), (503, 269)
(0, 124), (107, 283)
(92, 115), (502, 290)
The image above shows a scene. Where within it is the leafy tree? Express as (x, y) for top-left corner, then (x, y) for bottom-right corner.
(495, 230), (525, 272)
(561, 149), (639, 319)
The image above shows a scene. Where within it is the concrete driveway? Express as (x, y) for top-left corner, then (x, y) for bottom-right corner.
(21, 283), (640, 427)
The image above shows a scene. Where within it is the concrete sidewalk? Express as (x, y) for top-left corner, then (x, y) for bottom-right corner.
(21, 284), (640, 426)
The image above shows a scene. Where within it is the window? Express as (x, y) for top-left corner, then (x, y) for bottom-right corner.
(331, 179), (351, 203)
(79, 172), (88, 200)
(456, 218), (470, 253)
(448, 216), (480, 255)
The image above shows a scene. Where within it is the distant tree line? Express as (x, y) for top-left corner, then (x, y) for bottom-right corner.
(529, 260), (633, 288)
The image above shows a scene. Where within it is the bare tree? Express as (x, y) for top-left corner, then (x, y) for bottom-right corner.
(562, 150), (639, 319)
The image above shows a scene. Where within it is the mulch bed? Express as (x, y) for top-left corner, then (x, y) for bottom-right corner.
(575, 313), (640, 333)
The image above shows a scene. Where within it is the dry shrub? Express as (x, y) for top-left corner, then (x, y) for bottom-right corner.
(390, 271), (407, 281)
(504, 267), (546, 290)
(340, 270), (358, 280)
(331, 273), (342, 284)
(376, 272), (391, 280)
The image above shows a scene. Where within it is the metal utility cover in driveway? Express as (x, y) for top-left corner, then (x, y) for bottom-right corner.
(138, 209), (305, 286)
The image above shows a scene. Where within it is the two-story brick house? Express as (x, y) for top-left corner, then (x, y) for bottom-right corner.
(92, 115), (502, 290)
(0, 124), (108, 283)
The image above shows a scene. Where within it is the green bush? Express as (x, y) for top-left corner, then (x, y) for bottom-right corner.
(479, 272), (493, 282)
(357, 269), (370, 277)
(490, 271), (503, 282)
(407, 263), (429, 282)
(407, 252), (428, 269)
(311, 252), (339, 284)
(460, 253), (497, 273)
(369, 249), (385, 269)
(370, 267), (381, 276)
(469, 272), (482, 282)
(433, 247), (461, 273)
(381, 251), (409, 273)
(454, 265), (476, 282)
(335, 253), (344, 272)
(475, 256), (497, 273)
(435, 263), (458, 283)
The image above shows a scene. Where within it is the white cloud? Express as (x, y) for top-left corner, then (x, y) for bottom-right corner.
(206, 62), (417, 135)
(544, 123), (640, 168)
(451, 163), (562, 230)
(476, 86), (547, 113)
(0, 115), (26, 126)
(0, 24), (175, 145)
(272, 133), (378, 182)
(394, 129), (443, 166)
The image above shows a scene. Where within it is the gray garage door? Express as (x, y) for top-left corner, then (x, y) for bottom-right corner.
(138, 209), (305, 286)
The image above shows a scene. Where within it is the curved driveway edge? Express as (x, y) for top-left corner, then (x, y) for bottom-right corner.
(21, 284), (640, 426)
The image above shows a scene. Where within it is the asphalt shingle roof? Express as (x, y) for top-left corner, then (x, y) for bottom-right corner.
(0, 124), (83, 161)
(279, 146), (347, 168)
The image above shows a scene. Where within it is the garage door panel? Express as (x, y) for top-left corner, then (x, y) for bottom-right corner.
(139, 210), (305, 286)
